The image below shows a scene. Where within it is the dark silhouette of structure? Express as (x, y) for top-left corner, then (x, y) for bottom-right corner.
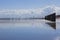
(45, 13), (56, 22)
(45, 13), (56, 29)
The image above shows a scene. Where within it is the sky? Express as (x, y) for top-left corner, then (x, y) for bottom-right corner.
(0, 0), (60, 9)
(0, 0), (60, 18)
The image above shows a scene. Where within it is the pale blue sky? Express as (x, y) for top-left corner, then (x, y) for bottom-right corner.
(0, 0), (60, 9)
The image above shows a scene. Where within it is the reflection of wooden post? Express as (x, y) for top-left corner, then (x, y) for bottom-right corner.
(45, 13), (56, 22)
(46, 23), (56, 29)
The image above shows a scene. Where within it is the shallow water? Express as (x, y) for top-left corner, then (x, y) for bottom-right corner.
(0, 19), (60, 40)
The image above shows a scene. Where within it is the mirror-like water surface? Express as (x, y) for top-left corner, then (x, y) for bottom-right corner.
(0, 19), (60, 40)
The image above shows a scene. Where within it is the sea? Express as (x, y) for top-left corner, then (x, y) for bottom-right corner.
(0, 19), (60, 40)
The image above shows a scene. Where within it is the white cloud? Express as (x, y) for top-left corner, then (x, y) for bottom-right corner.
(55, 7), (60, 15)
(0, 8), (42, 14)
(0, 5), (60, 18)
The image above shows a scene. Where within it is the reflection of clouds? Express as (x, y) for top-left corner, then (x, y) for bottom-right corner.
(56, 23), (60, 29)
(56, 19), (60, 29)
(0, 20), (53, 30)
(54, 36), (60, 40)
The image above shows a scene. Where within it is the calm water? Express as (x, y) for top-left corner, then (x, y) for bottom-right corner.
(0, 19), (60, 40)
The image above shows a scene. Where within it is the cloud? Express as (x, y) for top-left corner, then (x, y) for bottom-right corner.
(0, 8), (43, 18)
(55, 7), (60, 15)
(0, 5), (60, 18)
(0, 8), (42, 14)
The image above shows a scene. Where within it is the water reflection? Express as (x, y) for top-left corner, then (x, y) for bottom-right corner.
(0, 19), (60, 40)
(46, 22), (56, 29)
